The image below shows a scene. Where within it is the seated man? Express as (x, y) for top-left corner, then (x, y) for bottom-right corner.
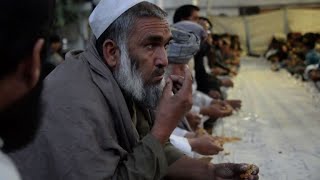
(170, 112), (223, 158)
(304, 40), (320, 66)
(172, 20), (241, 134)
(172, 20), (240, 106)
(167, 28), (223, 157)
(10, 1), (259, 180)
(167, 28), (238, 159)
(304, 63), (320, 82)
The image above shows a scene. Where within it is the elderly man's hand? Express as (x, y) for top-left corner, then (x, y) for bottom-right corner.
(211, 67), (228, 76)
(220, 79), (234, 88)
(188, 134), (223, 155)
(151, 67), (193, 144)
(186, 112), (202, 132)
(211, 163), (259, 180)
(208, 90), (222, 100)
(226, 99), (242, 110)
(200, 103), (233, 119)
(215, 100), (234, 112)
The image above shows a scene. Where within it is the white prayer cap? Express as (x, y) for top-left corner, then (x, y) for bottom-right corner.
(304, 64), (319, 80)
(89, 0), (144, 39)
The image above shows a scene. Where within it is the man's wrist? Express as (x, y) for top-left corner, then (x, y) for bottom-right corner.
(151, 127), (170, 144)
(187, 138), (196, 151)
(184, 132), (196, 138)
(207, 163), (216, 180)
(200, 107), (209, 116)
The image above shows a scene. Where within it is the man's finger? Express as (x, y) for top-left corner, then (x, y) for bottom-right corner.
(238, 163), (250, 172)
(169, 75), (184, 84)
(213, 143), (224, 151)
(162, 78), (174, 98)
(251, 165), (259, 175)
(178, 67), (193, 94)
(214, 163), (238, 178)
(173, 83), (182, 92)
(172, 87), (179, 94)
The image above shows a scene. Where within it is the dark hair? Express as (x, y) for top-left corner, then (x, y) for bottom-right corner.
(173, 4), (200, 23)
(0, 0), (55, 79)
(303, 33), (317, 50)
(96, 1), (167, 59)
(287, 32), (294, 40)
(199, 16), (213, 30)
(211, 34), (220, 41)
(304, 40), (315, 50)
(49, 34), (61, 44)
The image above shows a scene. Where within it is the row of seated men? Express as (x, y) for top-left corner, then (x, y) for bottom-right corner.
(265, 32), (320, 87)
(168, 7), (245, 159)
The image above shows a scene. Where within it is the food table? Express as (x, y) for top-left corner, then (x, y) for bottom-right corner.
(210, 57), (320, 180)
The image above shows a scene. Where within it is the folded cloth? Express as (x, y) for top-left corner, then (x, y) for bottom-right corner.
(167, 27), (200, 64)
(172, 20), (207, 40)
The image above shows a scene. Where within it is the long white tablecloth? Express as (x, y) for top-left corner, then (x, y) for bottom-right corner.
(211, 57), (320, 180)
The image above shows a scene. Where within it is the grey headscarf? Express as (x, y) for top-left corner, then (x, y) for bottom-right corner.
(167, 27), (200, 64)
(172, 20), (207, 40)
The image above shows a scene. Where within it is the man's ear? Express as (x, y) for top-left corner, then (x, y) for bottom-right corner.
(102, 39), (120, 69)
(17, 38), (44, 89)
(0, 39), (44, 109)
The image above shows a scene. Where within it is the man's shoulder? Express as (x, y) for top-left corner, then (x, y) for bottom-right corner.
(42, 52), (107, 106)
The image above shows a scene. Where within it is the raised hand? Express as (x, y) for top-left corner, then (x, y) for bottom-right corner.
(151, 67), (193, 144)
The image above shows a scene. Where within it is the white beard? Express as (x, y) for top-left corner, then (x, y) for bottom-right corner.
(113, 44), (165, 109)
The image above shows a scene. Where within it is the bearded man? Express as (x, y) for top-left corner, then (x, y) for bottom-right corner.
(10, 0), (259, 179)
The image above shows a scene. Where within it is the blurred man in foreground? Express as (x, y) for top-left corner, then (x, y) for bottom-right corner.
(0, 0), (55, 179)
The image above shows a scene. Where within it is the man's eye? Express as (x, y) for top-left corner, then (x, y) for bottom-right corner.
(146, 45), (153, 49)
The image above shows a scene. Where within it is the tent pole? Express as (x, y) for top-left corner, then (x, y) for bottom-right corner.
(206, 0), (212, 16)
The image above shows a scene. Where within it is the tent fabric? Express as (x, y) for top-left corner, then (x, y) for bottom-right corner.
(246, 10), (286, 54)
(208, 8), (320, 55)
(287, 8), (320, 33)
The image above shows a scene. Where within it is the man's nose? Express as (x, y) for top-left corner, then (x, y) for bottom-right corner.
(155, 47), (168, 68)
